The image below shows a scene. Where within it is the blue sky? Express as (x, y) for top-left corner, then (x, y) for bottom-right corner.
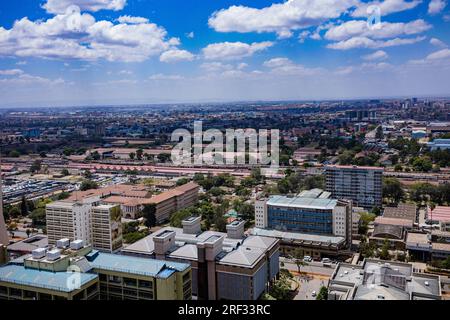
(0, 0), (449, 107)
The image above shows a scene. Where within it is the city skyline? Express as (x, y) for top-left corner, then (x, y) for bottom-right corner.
(0, 0), (449, 107)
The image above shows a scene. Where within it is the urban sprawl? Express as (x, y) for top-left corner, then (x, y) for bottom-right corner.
(1, 98), (450, 300)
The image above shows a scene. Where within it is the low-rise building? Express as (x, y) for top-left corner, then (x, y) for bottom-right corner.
(7, 235), (48, 259)
(406, 231), (450, 261)
(328, 259), (442, 300)
(383, 203), (417, 223)
(427, 139), (450, 151)
(0, 239), (191, 300)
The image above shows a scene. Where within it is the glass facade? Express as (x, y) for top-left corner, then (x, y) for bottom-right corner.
(267, 206), (333, 234)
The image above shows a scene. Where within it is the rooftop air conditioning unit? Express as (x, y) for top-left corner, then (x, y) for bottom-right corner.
(56, 238), (70, 249)
(70, 240), (84, 250)
(46, 249), (61, 261)
(32, 248), (47, 259)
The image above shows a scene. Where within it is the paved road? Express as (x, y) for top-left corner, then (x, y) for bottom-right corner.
(280, 259), (336, 277)
(418, 208), (426, 225)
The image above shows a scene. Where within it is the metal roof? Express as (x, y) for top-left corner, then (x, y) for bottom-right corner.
(89, 252), (189, 278)
(0, 264), (97, 293)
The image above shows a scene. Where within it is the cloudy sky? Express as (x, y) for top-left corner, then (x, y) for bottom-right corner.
(0, 0), (449, 107)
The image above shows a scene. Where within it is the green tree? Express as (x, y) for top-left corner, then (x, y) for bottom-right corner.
(294, 249), (306, 274)
(268, 274), (292, 300)
(129, 152), (136, 160)
(170, 209), (195, 227)
(136, 149), (144, 160)
(61, 169), (70, 176)
(379, 238), (391, 260)
(57, 192), (71, 200)
(141, 204), (157, 228)
(383, 178), (405, 204)
(80, 179), (98, 191)
(20, 196), (29, 216)
(30, 160), (42, 173)
(316, 286), (328, 300)
(176, 178), (190, 186)
(8, 206), (21, 218)
(91, 151), (101, 160)
(8, 150), (20, 158)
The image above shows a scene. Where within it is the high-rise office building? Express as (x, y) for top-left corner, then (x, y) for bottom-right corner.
(325, 165), (383, 210)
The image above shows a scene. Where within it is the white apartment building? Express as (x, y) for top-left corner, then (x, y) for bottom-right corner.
(325, 165), (383, 210)
(46, 201), (92, 246)
(46, 197), (122, 253)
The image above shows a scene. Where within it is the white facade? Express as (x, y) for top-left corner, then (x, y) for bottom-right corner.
(332, 206), (347, 237)
(46, 201), (92, 245)
(255, 200), (267, 229)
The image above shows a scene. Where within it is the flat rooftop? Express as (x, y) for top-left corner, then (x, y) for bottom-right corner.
(89, 252), (189, 279)
(251, 227), (345, 245)
(267, 195), (337, 210)
(330, 259), (441, 300)
(0, 264), (97, 293)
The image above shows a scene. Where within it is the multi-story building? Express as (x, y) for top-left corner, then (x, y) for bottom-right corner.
(254, 189), (352, 259)
(45, 199), (95, 246)
(328, 259), (442, 300)
(46, 197), (122, 253)
(0, 165), (9, 247)
(325, 165), (383, 210)
(69, 182), (199, 221)
(140, 182), (200, 223)
(0, 240), (191, 300)
(122, 217), (280, 300)
(90, 204), (122, 253)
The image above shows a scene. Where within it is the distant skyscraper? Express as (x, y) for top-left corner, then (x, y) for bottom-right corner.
(0, 156), (9, 246)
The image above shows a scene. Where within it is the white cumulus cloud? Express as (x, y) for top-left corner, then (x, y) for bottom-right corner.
(160, 49), (195, 63)
(362, 50), (389, 60)
(0, 6), (184, 63)
(327, 35), (426, 49)
(352, 0), (422, 17)
(202, 41), (273, 60)
(0, 69), (25, 76)
(208, 0), (358, 38)
(325, 19), (431, 41)
(43, 0), (127, 14)
(428, 0), (447, 14)
(430, 37), (448, 47)
(117, 16), (149, 24)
